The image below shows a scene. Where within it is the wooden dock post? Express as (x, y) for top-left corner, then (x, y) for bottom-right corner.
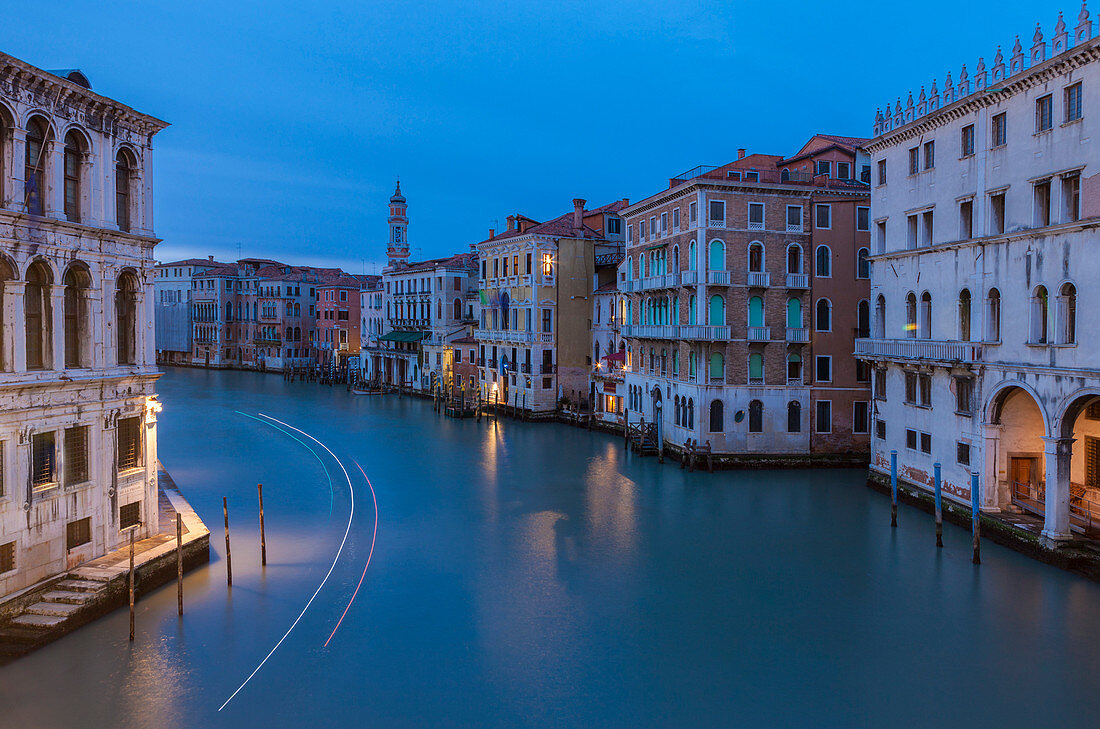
(176, 513), (183, 616)
(890, 449), (898, 528)
(933, 462), (943, 548)
(971, 471), (981, 565)
(258, 483), (268, 567)
(623, 409), (629, 448)
(128, 528), (136, 641)
(223, 497), (233, 587)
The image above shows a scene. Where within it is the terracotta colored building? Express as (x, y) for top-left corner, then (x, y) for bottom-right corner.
(315, 273), (363, 366)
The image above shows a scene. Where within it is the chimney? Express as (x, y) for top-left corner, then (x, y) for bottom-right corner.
(622, 198), (630, 206)
(489, 228), (495, 240)
(506, 215), (515, 232)
(737, 149), (746, 160)
(208, 255), (214, 261)
(572, 198), (586, 234)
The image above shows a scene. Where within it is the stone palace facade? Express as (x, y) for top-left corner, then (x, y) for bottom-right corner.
(0, 54), (168, 595)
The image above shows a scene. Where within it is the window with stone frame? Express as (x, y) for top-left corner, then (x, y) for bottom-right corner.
(32, 431), (56, 490)
(117, 416), (142, 471)
(66, 517), (91, 550)
(120, 501), (142, 530)
(1065, 82), (1083, 123)
(955, 376), (974, 415)
(0, 542), (14, 573)
(64, 425), (89, 486)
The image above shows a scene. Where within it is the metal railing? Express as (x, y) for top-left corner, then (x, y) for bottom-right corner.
(706, 271), (731, 285)
(680, 325), (731, 341)
(622, 324), (679, 339)
(681, 271), (699, 285)
(746, 271), (770, 287)
(786, 327), (809, 343)
(747, 326), (771, 342)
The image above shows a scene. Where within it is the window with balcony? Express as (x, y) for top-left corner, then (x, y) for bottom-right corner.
(787, 353), (802, 383)
(919, 292), (932, 339)
(906, 292), (917, 338)
(906, 214), (918, 249)
(921, 210), (933, 247)
(786, 244), (803, 275)
(875, 295), (886, 338)
(786, 205), (803, 231)
(748, 203), (764, 231)
(958, 289), (972, 341)
(747, 296), (763, 328)
(748, 352), (763, 384)
(748, 242), (764, 273)
(857, 300), (870, 338)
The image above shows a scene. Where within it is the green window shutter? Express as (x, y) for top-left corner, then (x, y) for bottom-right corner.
(749, 353), (763, 379)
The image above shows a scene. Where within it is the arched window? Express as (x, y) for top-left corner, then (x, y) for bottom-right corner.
(748, 242), (764, 273)
(688, 350), (696, 378)
(709, 295), (725, 325)
(689, 240), (697, 269)
(787, 353), (802, 383)
(116, 149), (135, 232)
(63, 264), (91, 368)
(857, 248), (870, 279)
(875, 295), (886, 338)
(63, 131), (86, 222)
(709, 399), (724, 432)
(787, 401), (801, 432)
(594, 340), (600, 363)
(786, 298), (802, 329)
(1031, 285), (1049, 343)
(437, 300), (443, 319)
(709, 351), (724, 381)
(688, 294), (697, 325)
(815, 245), (831, 277)
(672, 244), (679, 271)
(781, 168), (791, 182)
(674, 395), (681, 426)
(453, 298), (462, 320)
(24, 117), (49, 216)
(687, 398), (695, 429)
(857, 300), (870, 338)
(787, 244), (803, 274)
(815, 299), (831, 332)
(225, 301), (232, 321)
(748, 296), (764, 327)
(958, 289), (972, 341)
(294, 327), (301, 341)
(285, 326), (292, 339)
(1058, 282), (1077, 344)
(906, 292), (917, 338)
(116, 271), (139, 365)
(919, 292), (932, 339)
(749, 352), (763, 383)
(748, 399), (763, 433)
(708, 240), (724, 271)
(25, 260), (53, 370)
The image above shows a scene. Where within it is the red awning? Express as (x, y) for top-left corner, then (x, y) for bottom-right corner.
(604, 350), (626, 362)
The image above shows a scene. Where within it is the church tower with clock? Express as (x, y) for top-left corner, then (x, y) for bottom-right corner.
(386, 181), (410, 269)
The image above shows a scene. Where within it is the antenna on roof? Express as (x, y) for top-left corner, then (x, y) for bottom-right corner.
(237, 241), (242, 261)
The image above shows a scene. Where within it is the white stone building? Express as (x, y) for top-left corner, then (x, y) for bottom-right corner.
(154, 256), (222, 364)
(860, 5), (1100, 544)
(0, 55), (168, 596)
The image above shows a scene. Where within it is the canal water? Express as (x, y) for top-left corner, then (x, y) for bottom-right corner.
(2, 367), (1099, 728)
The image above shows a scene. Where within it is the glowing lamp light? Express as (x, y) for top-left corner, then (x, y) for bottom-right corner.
(145, 395), (163, 416)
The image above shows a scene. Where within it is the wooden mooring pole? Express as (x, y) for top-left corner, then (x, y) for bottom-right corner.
(971, 471), (981, 565)
(128, 528), (136, 641)
(223, 497), (233, 587)
(934, 462), (943, 548)
(258, 483), (268, 567)
(890, 449), (898, 528)
(176, 513), (184, 616)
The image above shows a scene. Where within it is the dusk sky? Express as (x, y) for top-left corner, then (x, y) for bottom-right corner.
(8, 1), (1067, 272)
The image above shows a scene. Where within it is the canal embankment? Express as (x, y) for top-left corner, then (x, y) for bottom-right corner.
(866, 470), (1100, 582)
(0, 464), (210, 661)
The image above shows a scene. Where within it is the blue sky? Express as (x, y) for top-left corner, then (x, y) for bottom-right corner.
(7, 1), (1071, 271)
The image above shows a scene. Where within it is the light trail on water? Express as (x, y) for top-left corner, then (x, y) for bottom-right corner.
(322, 460), (379, 648)
(217, 413), (355, 712)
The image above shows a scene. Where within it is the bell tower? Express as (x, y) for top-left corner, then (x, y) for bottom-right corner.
(387, 180), (410, 268)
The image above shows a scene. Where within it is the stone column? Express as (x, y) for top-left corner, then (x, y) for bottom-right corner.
(87, 289), (104, 369)
(982, 423), (1003, 511)
(143, 404), (160, 539)
(135, 287), (150, 367)
(8, 128), (26, 211)
(50, 284), (65, 371)
(44, 139), (64, 221)
(102, 274), (117, 366)
(1041, 436), (1075, 545)
(2, 280), (26, 373)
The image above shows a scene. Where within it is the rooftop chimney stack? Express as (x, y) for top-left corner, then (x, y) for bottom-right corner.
(507, 215), (515, 232)
(489, 228), (496, 240)
(737, 149), (746, 160)
(208, 255), (214, 261)
(573, 198), (586, 235)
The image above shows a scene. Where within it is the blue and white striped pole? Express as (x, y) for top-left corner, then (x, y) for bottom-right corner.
(934, 462), (943, 548)
(971, 471), (981, 564)
(890, 450), (898, 527)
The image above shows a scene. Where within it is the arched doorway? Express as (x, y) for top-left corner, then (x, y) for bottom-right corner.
(986, 384), (1048, 519)
(1053, 391), (1100, 537)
